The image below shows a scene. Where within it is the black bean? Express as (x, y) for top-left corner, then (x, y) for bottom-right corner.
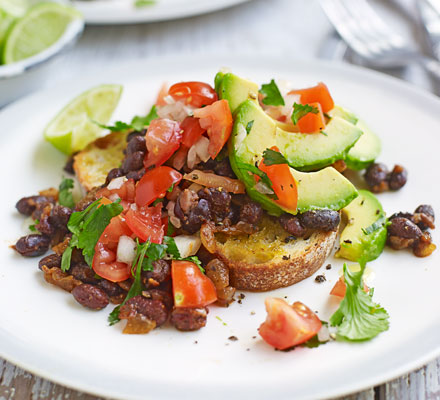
(364, 163), (389, 193)
(51, 205), (72, 227)
(170, 307), (208, 331)
(98, 279), (123, 297)
(142, 259), (171, 287)
(38, 254), (61, 270)
(15, 196), (54, 216)
(389, 212), (413, 221)
(142, 289), (173, 311)
(178, 199), (211, 234)
(126, 130), (146, 142)
(279, 214), (307, 237)
(388, 217), (422, 239)
(388, 165), (407, 190)
(126, 135), (146, 155)
(72, 284), (109, 310)
(198, 188), (231, 220)
(70, 263), (99, 284)
(122, 151), (145, 173)
(415, 205), (434, 219)
(239, 201), (263, 225)
(298, 210), (340, 231)
(105, 168), (124, 186)
(126, 168), (146, 182)
(119, 296), (168, 326)
(64, 155), (75, 174)
(14, 234), (51, 257)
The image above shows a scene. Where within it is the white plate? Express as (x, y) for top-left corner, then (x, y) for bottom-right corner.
(0, 55), (439, 400)
(72, 0), (252, 25)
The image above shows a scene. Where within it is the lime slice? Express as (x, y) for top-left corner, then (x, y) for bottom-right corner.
(2, 2), (82, 64)
(0, 0), (28, 49)
(44, 84), (123, 155)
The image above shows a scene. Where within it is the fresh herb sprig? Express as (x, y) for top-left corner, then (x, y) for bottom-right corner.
(262, 148), (289, 166)
(291, 103), (319, 125)
(61, 199), (123, 272)
(330, 262), (389, 341)
(58, 178), (75, 209)
(259, 80), (285, 106)
(235, 161), (274, 192)
(94, 105), (158, 132)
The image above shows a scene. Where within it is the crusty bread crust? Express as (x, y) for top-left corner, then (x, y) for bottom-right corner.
(73, 131), (127, 191)
(201, 216), (337, 291)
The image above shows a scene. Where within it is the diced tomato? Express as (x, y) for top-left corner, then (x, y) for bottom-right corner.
(330, 276), (369, 298)
(259, 146), (298, 211)
(296, 102), (326, 133)
(288, 82), (334, 112)
(259, 298), (322, 350)
(171, 260), (217, 308)
(168, 81), (218, 108)
(144, 119), (182, 169)
(99, 216), (133, 247)
(125, 204), (164, 244)
(193, 99), (233, 159)
(156, 82), (169, 106)
(181, 116), (206, 148)
(170, 145), (189, 170)
(97, 179), (136, 203)
(92, 241), (132, 282)
(135, 166), (182, 207)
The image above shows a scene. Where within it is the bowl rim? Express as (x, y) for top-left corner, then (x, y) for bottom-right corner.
(0, 17), (85, 80)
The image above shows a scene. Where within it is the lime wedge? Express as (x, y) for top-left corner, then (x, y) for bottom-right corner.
(2, 2), (82, 64)
(0, 0), (28, 50)
(44, 84), (123, 155)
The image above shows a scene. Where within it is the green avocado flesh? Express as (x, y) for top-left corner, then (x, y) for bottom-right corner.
(329, 106), (381, 170)
(336, 190), (387, 263)
(229, 100), (359, 215)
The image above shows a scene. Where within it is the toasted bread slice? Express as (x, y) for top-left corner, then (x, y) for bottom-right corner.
(73, 131), (127, 191)
(201, 216), (337, 291)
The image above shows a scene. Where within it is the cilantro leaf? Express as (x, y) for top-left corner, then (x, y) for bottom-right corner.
(58, 178), (75, 209)
(29, 219), (40, 232)
(246, 120), (254, 135)
(181, 256), (204, 273)
(259, 80), (285, 106)
(61, 199), (123, 271)
(93, 105), (158, 133)
(163, 236), (180, 258)
(291, 103), (319, 125)
(143, 243), (167, 271)
(235, 161), (273, 191)
(109, 239), (149, 325)
(330, 263), (389, 341)
(262, 148), (289, 166)
(167, 183), (175, 193)
(362, 215), (388, 235)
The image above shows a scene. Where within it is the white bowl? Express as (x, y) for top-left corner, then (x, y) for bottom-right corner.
(0, 17), (84, 107)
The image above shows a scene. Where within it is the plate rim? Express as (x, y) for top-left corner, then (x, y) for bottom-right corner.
(1, 54), (439, 400)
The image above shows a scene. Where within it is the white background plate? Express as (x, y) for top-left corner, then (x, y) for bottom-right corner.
(0, 55), (439, 400)
(72, 0), (252, 25)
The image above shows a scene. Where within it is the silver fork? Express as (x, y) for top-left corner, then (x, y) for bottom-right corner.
(320, 0), (440, 81)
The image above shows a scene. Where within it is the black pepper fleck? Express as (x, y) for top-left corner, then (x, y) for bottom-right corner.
(282, 255), (290, 260)
(239, 293), (245, 300)
(376, 209), (380, 215)
(228, 336), (238, 341)
(315, 275), (326, 283)
(325, 264), (332, 270)
(343, 239), (352, 244)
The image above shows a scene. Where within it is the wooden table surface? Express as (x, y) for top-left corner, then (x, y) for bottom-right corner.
(1, 0), (439, 399)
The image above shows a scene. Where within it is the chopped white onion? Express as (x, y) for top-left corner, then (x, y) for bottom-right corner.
(234, 123), (247, 151)
(163, 95), (175, 105)
(157, 100), (194, 123)
(173, 235), (201, 258)
(187, 145), (200, 169)
(317, 325), (331, 342)
(108, 193), (121, 202)
(107, 176), (127, 190)
(130, 203), (138, 211)
(254, 181), (274, 195)
(117, 236), (137, 264)
(166, 201), (181, 228)
(194, 136), (210, 163)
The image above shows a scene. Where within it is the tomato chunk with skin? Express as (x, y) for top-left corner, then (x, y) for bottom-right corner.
(260, 146), (298, 211)
(193, 99), (233, 159)
(144, 119), (182, 169)
(97, 179), (136, 203)
(288, 82), (334, 112)
(125, 204), (164, 244)
(171, 260), (217, 308)
(330, 276), (369, 298)
(169, 81), (218, 108)
(259, 298), (322, 350)
(297, 102), (326, 133)
(135, 166), (182, 207)
(181, 116), (206, 148)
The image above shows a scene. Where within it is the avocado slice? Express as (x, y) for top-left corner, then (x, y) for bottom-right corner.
(329, 107), (381, 170)
(230, 100), (359, 216)
(216, 72), (259, 114)
(336, 190), (387, 263)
